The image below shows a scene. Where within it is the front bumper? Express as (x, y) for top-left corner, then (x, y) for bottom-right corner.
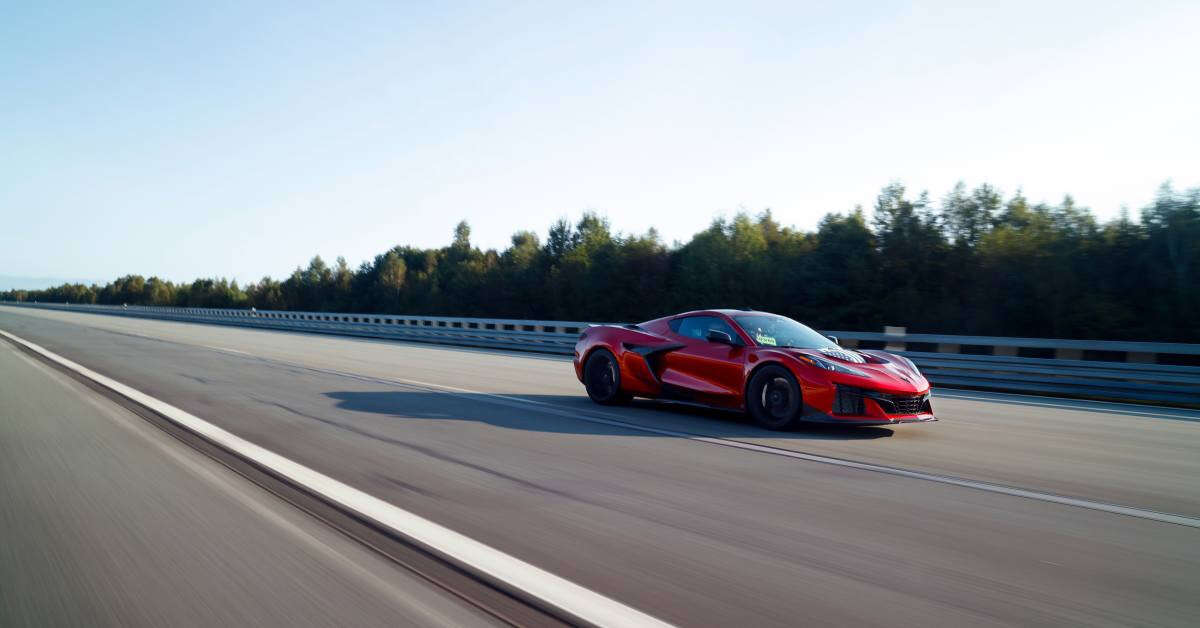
(807, 385), (937, 426)
(802, 406), (937, 426)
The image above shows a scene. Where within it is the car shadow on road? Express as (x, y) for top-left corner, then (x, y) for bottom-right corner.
(323, 390), (895, 441)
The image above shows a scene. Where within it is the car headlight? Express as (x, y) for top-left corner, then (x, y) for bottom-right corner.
(798, 355), (869, 377)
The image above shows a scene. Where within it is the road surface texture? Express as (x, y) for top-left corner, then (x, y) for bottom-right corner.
(1, 306), (1198, 626)
(0, 338), (497, 626)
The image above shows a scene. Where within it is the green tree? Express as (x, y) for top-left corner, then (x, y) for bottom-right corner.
(6, 181), (1197, 342)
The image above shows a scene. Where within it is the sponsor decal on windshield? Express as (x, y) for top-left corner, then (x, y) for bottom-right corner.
(755, 334), (777, 346)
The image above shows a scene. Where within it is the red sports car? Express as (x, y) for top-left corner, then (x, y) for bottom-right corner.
(573, 309), (935, 429)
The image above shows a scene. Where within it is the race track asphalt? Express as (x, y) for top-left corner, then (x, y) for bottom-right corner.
(1, 306), (1197, 626)
(0, 338), (496, 627)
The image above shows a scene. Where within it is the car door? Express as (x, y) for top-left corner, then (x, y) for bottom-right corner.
(659, 315), (747, 407)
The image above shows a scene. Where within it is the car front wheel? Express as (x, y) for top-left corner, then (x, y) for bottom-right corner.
(746, 365), (803, 430)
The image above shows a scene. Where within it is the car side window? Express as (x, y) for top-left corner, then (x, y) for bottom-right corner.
(669, 316), (740, 343)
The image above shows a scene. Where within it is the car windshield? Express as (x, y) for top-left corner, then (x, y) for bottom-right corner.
(733, 314), (837, 349)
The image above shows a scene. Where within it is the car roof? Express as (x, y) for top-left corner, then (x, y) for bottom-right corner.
(681, 309), (760, 317)
(639, 309), (765, 325)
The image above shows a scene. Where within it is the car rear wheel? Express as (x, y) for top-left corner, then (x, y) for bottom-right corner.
(747, 365), (803, 430)
(584, 349), (631, 405)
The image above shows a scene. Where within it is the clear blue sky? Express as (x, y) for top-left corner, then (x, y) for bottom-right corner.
(3, 1), (1197, 285)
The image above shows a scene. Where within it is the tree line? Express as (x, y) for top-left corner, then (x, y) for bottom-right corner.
(5, 182), (1198, 342)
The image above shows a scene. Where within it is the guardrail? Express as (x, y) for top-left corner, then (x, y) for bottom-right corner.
(3, 301), (1198, 406)
(0, 302), (591, 354)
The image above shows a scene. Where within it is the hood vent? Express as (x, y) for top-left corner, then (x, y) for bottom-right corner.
(819, 347), (866, 363)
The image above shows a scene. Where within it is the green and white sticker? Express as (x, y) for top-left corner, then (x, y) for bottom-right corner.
(755, 334), (777, 346)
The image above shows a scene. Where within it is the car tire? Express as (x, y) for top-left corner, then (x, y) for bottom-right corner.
(584, 349), (631, 405)
(746, 365), (803, 430)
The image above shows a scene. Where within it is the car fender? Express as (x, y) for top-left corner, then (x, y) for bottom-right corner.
(745, 349), (837, 412)
(575, 325), (682, 395)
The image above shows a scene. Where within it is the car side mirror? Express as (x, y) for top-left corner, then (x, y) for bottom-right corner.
(826, 335), (839, 346)
(707, 329), (735, 345)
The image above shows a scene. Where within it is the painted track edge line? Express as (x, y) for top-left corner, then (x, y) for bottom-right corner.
(0, 329), (673, 628)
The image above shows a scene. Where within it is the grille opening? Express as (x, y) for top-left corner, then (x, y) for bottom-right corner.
(876, 395), (925, 415)
(833, 386), (865, 415)
(871, 392), (929, 415)
(837, 386), (929, 416)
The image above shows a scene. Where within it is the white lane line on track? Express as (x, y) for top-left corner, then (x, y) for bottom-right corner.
(0, 329), (673, 628)
(110, 332), (1200, 528)
(269, 360), (1200, 530)
(411, 385), (1200, 529)
(200, 344), (251, 355)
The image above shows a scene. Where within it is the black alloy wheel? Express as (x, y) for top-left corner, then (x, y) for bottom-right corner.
(747, 365), (803, 430)
(584, 349), (631, 405)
